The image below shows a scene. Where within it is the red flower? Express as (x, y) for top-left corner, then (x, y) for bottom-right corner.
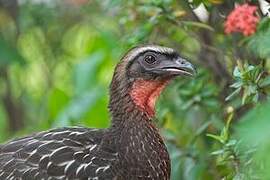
(224, 4), (259, 36)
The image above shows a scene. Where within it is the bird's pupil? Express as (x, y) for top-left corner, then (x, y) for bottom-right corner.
(145, 55), (156, 64)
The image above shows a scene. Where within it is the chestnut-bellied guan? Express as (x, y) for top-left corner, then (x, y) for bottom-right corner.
(0, 45), (195, 180)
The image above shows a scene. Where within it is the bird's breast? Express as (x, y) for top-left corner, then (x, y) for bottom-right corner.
(114, 120), (170, 179)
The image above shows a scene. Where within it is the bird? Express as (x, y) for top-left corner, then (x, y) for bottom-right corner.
(0, 45), (195, 180)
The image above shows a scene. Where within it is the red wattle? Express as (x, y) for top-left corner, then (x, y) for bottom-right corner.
(130, 79), (169, 118)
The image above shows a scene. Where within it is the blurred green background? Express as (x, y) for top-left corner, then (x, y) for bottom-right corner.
(0, 0), (270, 179)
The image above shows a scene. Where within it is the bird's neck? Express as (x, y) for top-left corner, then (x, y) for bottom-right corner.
(108, 77), (146, 127)
(107, 75), (170, 178)
(109, 75), (169, 127)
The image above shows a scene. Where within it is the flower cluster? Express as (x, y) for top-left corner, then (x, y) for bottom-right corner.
(224, 4), (259, 36)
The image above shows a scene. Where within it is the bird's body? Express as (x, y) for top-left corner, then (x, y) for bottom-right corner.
(0, 45), (195, 180)
(0, 110), (170, 180)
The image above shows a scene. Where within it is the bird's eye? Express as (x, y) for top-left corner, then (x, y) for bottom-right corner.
(144, 55), (157, 64)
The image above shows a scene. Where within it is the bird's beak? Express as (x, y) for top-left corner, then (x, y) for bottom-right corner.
(158, 57), (196, 77)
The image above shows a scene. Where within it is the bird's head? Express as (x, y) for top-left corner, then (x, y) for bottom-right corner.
(110, 45), (196, 118)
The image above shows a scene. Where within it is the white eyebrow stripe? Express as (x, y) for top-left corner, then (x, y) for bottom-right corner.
(126, 45), (175, 61)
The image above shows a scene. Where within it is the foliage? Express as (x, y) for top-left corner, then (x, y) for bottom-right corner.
(0, 0), (270, 179)
(236, 101), (270, 179)
(248, 18), (270, 58)
(226, 61), (269, 105)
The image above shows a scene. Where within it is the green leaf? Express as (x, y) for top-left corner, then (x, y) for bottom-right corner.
(73, 51), (105, 95)
(230, 81), (242, 88)
(237, 100), (270, 146)
(181, 21), (215, 31)
(0, 38), (25, 66)
(248, 19), (270, 58)
(0, 103), (8, 143)
(220, 126), (228, 143)
(207, 134), (225, 144)
(236, 100), (270, 179)
(48, 88), (70, 120)
(260, 76), (270, 87)
(225, 87), (241, 101)
(53, 87), (104, 127)
(233, 67), (241, 78)
(225, 139), (237, 147)
(257, 17), (270, 32)
(166, 142), (183, 180)
(246, 65), (255, 72)
(211, 149), (225, 155)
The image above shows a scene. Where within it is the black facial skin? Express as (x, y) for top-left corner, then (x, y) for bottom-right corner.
(127, 51), (196, 80)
